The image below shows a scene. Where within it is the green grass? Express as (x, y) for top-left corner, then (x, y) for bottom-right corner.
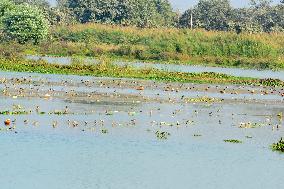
(1, 23), (284, 70)
(44, 23), (284, 70)
(0, 57), (284, 87)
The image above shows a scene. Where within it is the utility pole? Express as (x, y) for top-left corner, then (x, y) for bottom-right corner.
(190, 10), (193, 30)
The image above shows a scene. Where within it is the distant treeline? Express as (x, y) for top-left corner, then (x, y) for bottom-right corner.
(6, 0), (284, 33)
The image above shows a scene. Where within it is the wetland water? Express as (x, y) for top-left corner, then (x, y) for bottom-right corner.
(0, 71), (283, 189)
(26, 55), (284, 81)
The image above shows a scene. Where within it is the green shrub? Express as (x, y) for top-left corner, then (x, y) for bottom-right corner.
(2, 3), (49, 44)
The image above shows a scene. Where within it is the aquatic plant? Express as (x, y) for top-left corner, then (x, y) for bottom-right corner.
(224, 139), (242, 143)
(101, 129), (109, 134)
(271, 138), (284, 152)
(155, 131), (170, 140)
(239, 122), (264, 129)
(245, 136), (253, 139)
(0, 110), (30, 115)
(277, 112), (283, 122)
(128, 112), (137, 116)
(0, 57), (283, 87)
(51, 111), (69, 115)
(105, 111), (115, 116)
(258, 78), (284, 87)
(193, 134), (202, 137)
(186, 96), (222, 103)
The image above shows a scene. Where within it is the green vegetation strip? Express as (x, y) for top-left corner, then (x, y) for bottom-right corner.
(36, 23), (284, 70)
(0, 110), (30, 115)
(2, 23), (284, 70)
(0, 58), (284, 87)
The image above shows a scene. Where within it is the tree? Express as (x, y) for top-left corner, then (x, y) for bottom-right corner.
(11, 0), (50, 10)
(249, 0), (275, 32)
(230, 8), (264, 33)
(0, 0), (14, 18)
(2, 3), (49, 44)
(178, 9), (193, 28)
(180, 0), (232, 31)
(57, 0), (176, 27)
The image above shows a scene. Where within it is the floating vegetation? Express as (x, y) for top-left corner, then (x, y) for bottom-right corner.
(224, 139), (242, 143)
(271, 138), (284, 152)
(105, 111), (118, 116)
(259, 78), (284, 87)
(101, 129), (109, 134)
(193, 134), (202, 137)
(1, 57), (284, 87)
(0, 110), (30, 115)
(155, 131), (170, 140)
(128, 112), (137, 116)
(49, 110), (69, 115)
(277, 112), (283, 122)
(160, 122), (174, 127)
(239, 122), (264, 128)
(186, 96), (222, 103)
(105, 111), (114, 116)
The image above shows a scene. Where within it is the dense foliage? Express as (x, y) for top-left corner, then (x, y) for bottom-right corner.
(56, 0), (177, 27)
(1, 0), (284, 32)
(53, 0), (284, 32)
(1, 3), (49, 44)
(180, 0), (284, 33)
(18, 23), (282, 70)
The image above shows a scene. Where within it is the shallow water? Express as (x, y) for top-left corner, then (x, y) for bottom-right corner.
(0, 71), (283, 189)
(1, 70), (283, 102)
(26, 55), (284, 81)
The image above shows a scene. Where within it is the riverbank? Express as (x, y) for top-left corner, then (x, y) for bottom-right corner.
(1, 23), (284, 70)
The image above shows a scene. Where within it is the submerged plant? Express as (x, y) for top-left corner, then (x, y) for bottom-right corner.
(271, 138), (284, 152)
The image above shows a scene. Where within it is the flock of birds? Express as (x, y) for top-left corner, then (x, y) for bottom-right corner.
(0, 74), (283, 139)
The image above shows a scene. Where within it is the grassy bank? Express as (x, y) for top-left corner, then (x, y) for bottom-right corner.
(0, 57), (283, 87)
(1, 23), (284, 70)
(22, 23), (283, 70)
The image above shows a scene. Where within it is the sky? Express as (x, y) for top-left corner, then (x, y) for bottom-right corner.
(47, 0), (281, 11)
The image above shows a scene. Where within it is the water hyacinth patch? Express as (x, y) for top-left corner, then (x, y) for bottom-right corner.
(224, 139), (242, 143)
(271, 138), (284, 153)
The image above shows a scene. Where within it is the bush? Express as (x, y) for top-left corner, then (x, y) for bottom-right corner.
(2, 3), (49, 44)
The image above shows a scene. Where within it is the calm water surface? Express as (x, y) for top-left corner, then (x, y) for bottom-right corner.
(0, 70), (284, 189)
(0, 95), (283, 189)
